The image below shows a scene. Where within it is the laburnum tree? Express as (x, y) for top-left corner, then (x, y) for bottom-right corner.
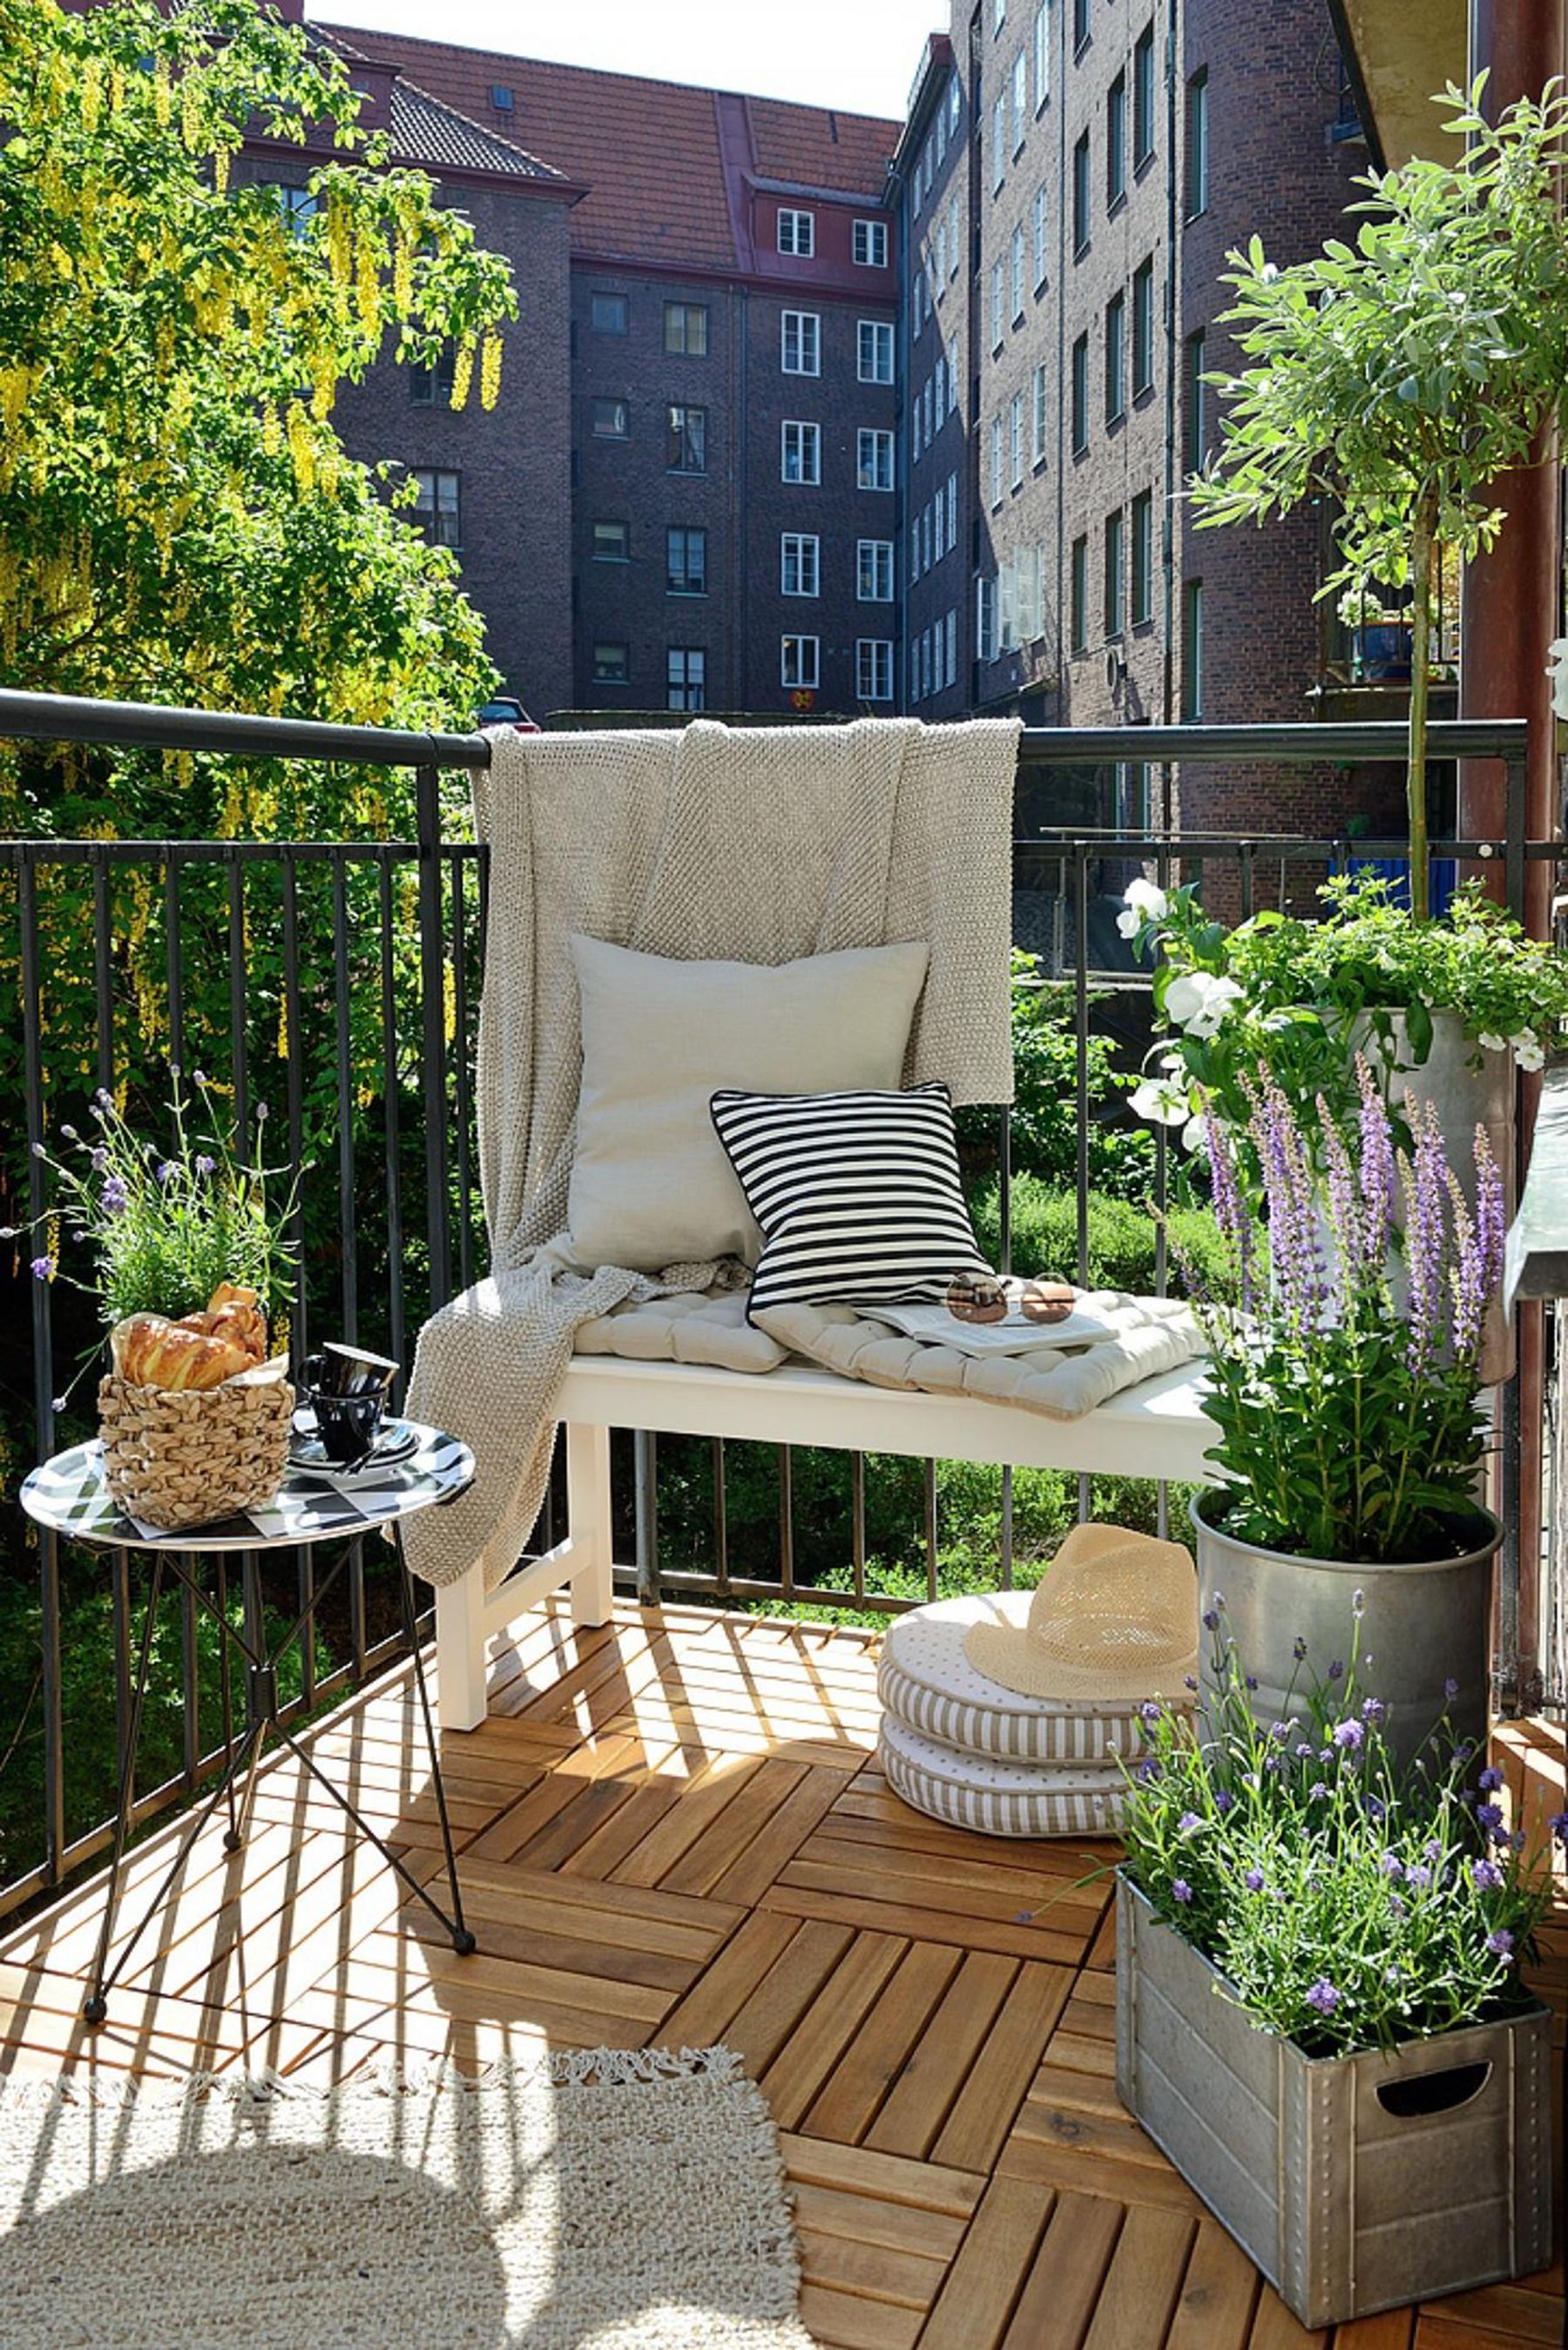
(0, 0), (517, 839)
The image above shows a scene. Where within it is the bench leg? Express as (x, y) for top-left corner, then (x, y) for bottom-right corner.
(436, 1568), (490, 1733)
(566, 1421), (614, 1625)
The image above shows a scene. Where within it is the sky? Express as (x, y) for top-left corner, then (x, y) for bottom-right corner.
(315, 0), (943, 121)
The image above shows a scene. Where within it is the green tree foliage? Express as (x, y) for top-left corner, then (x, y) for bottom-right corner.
(1192, 79), (1568, 918)
(0, 0), (515, 825)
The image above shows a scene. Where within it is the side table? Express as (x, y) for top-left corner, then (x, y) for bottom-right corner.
(20, 1420), (478, 2026)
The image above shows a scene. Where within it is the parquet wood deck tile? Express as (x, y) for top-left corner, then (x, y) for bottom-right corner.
(0, 1595), (1560, 2350)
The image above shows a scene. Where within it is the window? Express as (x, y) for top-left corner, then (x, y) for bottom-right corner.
(666, 526), (706, 593)
(782, 419), (821, 484)
(778, 207), (814, 255)
(990, 259), (1005, 350)
(1010, 389), (1024, 487)
(591, 292), (627, 335)
(1033, 2), (1051, 108)
(923, 377), (935, 444)
(857, 639), (894, 701)
(592, 642), (629, 684)
(989, 415), (1004, 506)
(260, 182), (318, 230)
(1132, 256), (1155, 396)
(664, 301), (709, 356)
(666, 403), (706, 472)
(781, 310), (821, 376)
(591, 396), (629, 439)
(490, 83), (514, 112)
(911, 390), (923, 467)
(858, 320), (895, 383)
(977, 574), (997, 661)
(1072, 0), (1090, 52)
(1031, 362), (1048, 464)
(1186, 71), (1209, 217)
(409, 343), (456, 404)
(935, 354), (948, 420)
(912, 271), (927, 342)
(1133, 23), (1156, 165)
(410, 468), (460, 548)
(592, 519), (630, 562)
(933, 482), (945, 552)
(1071, 332), (1089, 452)
(858, 427), (894, 491)
(994, 0), (1006, 27)
(858, 538), (894, 600)
(1186, 330), (1208, 471)
(1131, 488), (1152, 625)
(992, 94), (1007, 189)
(1072, 131), (1091, 255)
(1032, 183), (1048, 285)
(1070, 535), (1088, 652)
(781, 532), (820, 596)
(949, 193), (963, 277)
(949, 75), (962, 132)
(1105, 290), (1125, 423)
(1010, 224), (1025, 320)
(1104, 508), (1125, 639)
(1010, 49), (1028, 151)
(936, 104), (948, 165)
(781, 634), (819, 688)
(1106, 72), (1126, 209)
(853, 218), (889, 268)
(948, 471), (958, 549)
(945, 607), (957, 687)
(1181, 578), (1204, 715)
(667, 648), (706, 711)
(910, 515), (923, 586)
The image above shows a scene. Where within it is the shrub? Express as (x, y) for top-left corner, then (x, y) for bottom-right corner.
(970, 1178), (1230, 1297)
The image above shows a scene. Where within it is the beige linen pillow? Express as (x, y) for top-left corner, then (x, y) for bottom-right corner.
(565, 936), (929, 1272)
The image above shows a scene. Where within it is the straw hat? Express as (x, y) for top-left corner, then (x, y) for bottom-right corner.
(962, 1522), (1199, 1703)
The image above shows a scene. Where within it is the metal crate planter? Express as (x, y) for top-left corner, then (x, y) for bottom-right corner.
(1114, 1875), (1554, 2330)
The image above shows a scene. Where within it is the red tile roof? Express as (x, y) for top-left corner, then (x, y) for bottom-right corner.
(314, 24), (897, 270)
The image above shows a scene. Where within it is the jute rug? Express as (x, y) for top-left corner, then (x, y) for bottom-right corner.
(0, 2046), (818, 2349)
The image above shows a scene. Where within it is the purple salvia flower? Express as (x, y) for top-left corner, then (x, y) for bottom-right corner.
(1177, 1811), (1203, 1836)
(1170, 1879), (1193, 1905)
(1401, 1094), (1450, 1376)
(1470, 1859), (1503, 1890)
(30, 1256), (51, 1281)
(1305, 1977), (1340, 2016)
(1477, 1766), (1504, 1794)
(1243, 1866), (1265, 1893)
(1203, 1100), (1255, 1315)
(1485, 1928), (1515, 1960)
(1355, 1056), (1396, 1270)
(1332, 1718), (1363, 1751)
(1475, 1802), (1504, 1835)
(1316, 1094), (1362, 1319)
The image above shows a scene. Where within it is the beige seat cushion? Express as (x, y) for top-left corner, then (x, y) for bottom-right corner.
(879, 1713), (1125, 1839)
(879, 1591), (1163, 1764)
(565, 938), (929, 1273)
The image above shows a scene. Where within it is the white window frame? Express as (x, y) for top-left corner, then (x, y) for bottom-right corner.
(853, 218), (889, 268)
(781, 419), (821, 485)
(778, 207), (815, 256)
(999, 556), (1017, 652)
(1010, 223), (1025, 320)
(1010, 50), (1028, 152)
(1033, 1), (1051, 110)
(857, 538), (895, 601)
(990, 259), (1004, 351)
(857, 319), (895, 384)
(781, 633), (821, 689)
(923, 505), (934, 571)
(949, 76), (962, 133)
(666, 647), (706, 712)
(1010, 389), (1024, 488)
(1032, 183), (1048, 287)
(1031, 362), (1048, 464)
(945, 607), (957, 687)
(781, 532), (821, 597)
(858, 426), (895, 491)
(934, 354), (947, 421)
(989, 414), (1004, 507)
(933, 481), (945, 555)
(977, 574), (997, 661)
(856, 639), (894, 702)
(923, 377), (934, 444)
(947, 471), (958, 551)
(991, 94), (1007, 191)
(949, 196), (963, 279)
(910, 516), (923, 586)
(781, 309), (821, 377)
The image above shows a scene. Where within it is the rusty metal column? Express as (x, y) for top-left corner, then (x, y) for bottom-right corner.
(1462, 0), (1566, 1709)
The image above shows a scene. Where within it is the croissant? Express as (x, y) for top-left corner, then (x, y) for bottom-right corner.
(186, 1283), (268, 1365)
(112, 1312), (253, 1390)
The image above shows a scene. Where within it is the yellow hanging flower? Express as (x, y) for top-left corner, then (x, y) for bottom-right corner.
(81, 60), (104, 133)
(260, 403), (282, 457)
(354, 234), (381, 337)
(213, 148), (230, 199)
(480, 331), (504, 411)
(449, 338), (474, 412)
(152, 58), (172, 130)
(285, 402), (315, 492)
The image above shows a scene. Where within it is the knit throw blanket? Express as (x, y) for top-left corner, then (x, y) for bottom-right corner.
(403, 716), (1021, 1591)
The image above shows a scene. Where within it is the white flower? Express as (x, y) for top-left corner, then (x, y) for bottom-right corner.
(1478, 1032), (1508, 1053)
(1180, 1114), (1208, 1154)
(1165, 970), (1245, 1040)
(1511, 1031), (1545, 1073)
(1131, 1076), (1193, 1128)
(1117, 877), (1168, 938)
(1547, 640), (1568, 722)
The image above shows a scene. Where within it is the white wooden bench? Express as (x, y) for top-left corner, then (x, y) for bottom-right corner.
(435, 1351), (1218, 1730)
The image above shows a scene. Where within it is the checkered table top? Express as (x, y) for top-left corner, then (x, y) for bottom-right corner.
(19, 1421), (474, 1553)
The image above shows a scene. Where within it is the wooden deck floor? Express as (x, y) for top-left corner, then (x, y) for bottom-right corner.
(2, 1595), (1563, 2350)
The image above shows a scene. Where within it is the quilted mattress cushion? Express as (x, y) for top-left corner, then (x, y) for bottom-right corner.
(878, 1712), (1125, 1839)
(877, 1590), (1158, 1764)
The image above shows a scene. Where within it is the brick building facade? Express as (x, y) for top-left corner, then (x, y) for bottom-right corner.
(308, 24), (902, 719)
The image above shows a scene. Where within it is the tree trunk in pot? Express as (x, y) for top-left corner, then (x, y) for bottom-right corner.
(1191, 1493), (1500, 1770)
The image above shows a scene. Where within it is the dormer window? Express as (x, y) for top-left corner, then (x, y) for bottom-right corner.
(490, 84), (514, 112)
(777, 208), (815, 257)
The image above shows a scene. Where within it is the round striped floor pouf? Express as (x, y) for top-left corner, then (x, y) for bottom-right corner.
(877, 1591), (1152, 1766)
(878, 1711), (1125, 1840)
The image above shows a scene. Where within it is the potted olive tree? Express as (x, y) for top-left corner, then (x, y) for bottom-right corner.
(1191, 79), (1568, 919)
(1117, 1619), (1563, 2329)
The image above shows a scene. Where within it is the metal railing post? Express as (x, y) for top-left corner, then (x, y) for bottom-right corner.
(416, 762), (452, 1312)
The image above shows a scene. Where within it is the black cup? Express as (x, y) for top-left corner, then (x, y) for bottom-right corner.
(302, 1347), (398, 1465)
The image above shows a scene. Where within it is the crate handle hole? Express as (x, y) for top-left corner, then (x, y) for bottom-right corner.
(1375, 2062), (1491, 2119)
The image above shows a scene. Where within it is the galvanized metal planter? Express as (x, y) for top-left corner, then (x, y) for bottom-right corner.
(1115, 1875), (1554, 2331)
(1191, 1493), (1501, 1771)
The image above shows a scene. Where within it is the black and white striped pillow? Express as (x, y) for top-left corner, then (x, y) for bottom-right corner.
(710, 1081), (988, 1320)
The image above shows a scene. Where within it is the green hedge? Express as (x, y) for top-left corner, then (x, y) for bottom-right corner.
(970, 1178), (1231, 1297)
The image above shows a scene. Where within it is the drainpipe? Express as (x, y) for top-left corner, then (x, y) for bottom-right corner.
(737, 285), (749, 710)
(1159, 0), (1179, 817)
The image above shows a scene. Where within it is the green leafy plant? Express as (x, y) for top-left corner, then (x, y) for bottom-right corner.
(1119, 871), (1567, 1159)
(1122, 1604), (1562, 2056)
(959, 952), (1154, 1202)
(17, 1071), (296, 1332)
(1190, 1064), (1503, 1564)
(1191, 78), (1568, 918)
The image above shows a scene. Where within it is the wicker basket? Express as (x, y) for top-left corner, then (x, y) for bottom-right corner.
(98, 1372), (295, 1532)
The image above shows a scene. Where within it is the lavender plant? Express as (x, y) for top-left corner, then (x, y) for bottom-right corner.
(1122, 1601), (1565, 2057)
(12, 1072), (296, 1330)
(1189, 1064), (1504, 1565)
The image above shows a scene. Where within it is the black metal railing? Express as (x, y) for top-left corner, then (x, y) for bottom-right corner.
(0, 687), (1553, 1924)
